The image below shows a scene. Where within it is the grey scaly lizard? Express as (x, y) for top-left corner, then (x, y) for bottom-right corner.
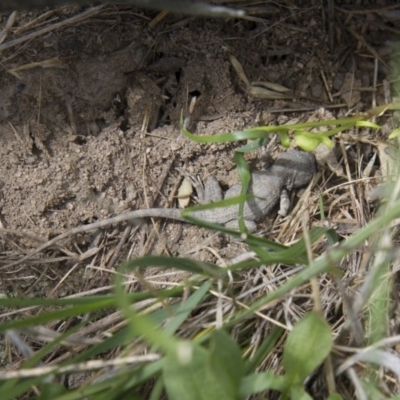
(3, 150), (316, 269)
(176, 149), (316, 230)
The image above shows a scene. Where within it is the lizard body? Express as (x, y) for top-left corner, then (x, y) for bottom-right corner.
(122, 150), (316, 229)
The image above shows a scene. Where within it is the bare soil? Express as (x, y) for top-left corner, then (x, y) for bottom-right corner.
(0, 1), (397, 297)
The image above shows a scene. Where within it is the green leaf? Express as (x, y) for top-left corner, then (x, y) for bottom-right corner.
(361, 380), (391, 400)
(163, 282), (212, 336)
(163, 341), (239, 400)
(280, 131), (291, 147)
(293, 131), (320, 151)
(38, 382), (68, 399)
(210, 330), (244, 396)
(236, 137), (269, 152)
(234, 151), (252, 232)
(182, 124), (271, 143)
(290, 385), (313, 400)
(283, 312), (332, 385)
(366, 261), (391, 345)
(389, 128), (400, 139)
(325, 228), (339, 246)
(319, 136), (334, 149)
(354, 120), (381, 129)
(239, 371), (286, 397)
(0, 378), (43, 400)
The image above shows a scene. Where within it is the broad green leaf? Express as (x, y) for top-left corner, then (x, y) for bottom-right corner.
(283, 312), (332, 385)
(0, 378), (42, 400)
(325, 228), (340, 246)
(366, 261), (391, 345)
(293, 131), (320, 151)
(280, 131), (291, 147)
(389, 128), (400, 139)
(290, 385), (313, 400)
(239, 371), (286, 397)
(163, 341), (237, 400)
(320, 135), (334, 149)
(149, 378), (164, 400)
(361, 380), (388, 399)
(354, 120), (381, 129)
(38, 382), (68, 399)
(210, 330), (244, 396)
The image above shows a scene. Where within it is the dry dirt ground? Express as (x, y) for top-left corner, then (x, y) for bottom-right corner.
(0, 1), (397, 297)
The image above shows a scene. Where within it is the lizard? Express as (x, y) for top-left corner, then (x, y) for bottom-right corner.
(175, 149), (316, 230)
(3, 150), (316, 270)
